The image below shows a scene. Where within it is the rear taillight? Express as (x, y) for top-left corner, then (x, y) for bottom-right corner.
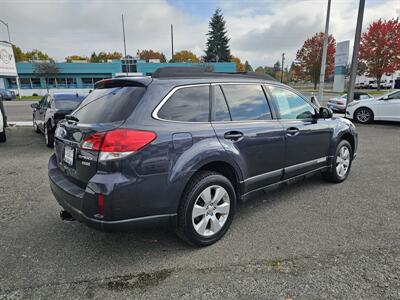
(81, 129), (156, 161)
(97, 194), (104, 217)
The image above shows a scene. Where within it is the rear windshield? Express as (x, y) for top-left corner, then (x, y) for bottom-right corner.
(72, 87), (145, 123)
(54, 95), (85, 110)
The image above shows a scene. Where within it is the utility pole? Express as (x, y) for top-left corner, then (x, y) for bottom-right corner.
(280, 53), (285, 83)
(121, 14), (128, 75)
(317, 0), (331, 102)
(171, 24), (174, 61)
(347, 0), (365, 106)
(0, 19), (11, 42)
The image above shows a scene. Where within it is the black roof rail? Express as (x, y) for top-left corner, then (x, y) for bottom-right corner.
(151, 66), (277, 81)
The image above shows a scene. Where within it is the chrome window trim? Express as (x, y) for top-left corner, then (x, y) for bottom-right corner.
(152, 82), (275, 124)
(152, 83), (211, 124)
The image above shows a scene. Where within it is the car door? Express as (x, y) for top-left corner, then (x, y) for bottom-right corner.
(266, 85), (333, 179)
(376, 91), (400, 121)
(211, 84), (286, 194)
(37, 95), (49, 131)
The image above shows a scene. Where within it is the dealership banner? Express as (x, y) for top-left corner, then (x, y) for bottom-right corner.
(0, 41), (17, 77)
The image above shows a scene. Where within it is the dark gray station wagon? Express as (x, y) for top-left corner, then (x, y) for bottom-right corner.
(49, 68), (358, 246)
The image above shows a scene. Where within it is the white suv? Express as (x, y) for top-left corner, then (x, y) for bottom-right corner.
(346, 90), (400, 123)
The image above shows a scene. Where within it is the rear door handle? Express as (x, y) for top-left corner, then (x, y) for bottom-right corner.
(224, 131), (244, 141)
(286, 127), (300, 136)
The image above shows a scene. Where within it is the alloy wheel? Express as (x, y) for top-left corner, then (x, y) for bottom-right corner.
(192, 185), (230, 237)
(336, 146), (350, 178)
(356, 109), (371, 123)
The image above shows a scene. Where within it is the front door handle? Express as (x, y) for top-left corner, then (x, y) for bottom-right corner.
(286, 127), (300, 136)
(224, 131), (244, 141)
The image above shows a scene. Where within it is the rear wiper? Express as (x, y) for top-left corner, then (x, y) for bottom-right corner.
(65, 114), (79, 122)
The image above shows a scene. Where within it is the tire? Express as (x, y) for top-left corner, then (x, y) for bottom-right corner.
(176, 171), (236, 247)
(44, 122), (54, 148)
(323, 140), (352, 183)
(33, 116), (40, 133)
(354, 107), (373, 124)
(0, 130), (6, 143)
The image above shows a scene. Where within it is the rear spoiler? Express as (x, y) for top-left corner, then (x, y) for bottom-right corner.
(94, 78), (151, 89)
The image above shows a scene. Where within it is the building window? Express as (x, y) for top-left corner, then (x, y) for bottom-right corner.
(31, 78), (41, 88)
(82, 78), (94, 88)
(7, 78), (18, 89)
(47, 78), (56, 88)
(66, 78), (77, 88)
(57, 78), (67, 88)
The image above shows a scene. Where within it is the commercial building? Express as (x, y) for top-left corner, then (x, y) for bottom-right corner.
(0, 58), (236, 96)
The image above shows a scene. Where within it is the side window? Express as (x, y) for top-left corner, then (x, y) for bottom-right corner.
(212, 86), (231, 121)
(269, 86), (315, 120)
(221, 84), (272, 121)
(158, 85), (210, 122)
(38, 95), (47, 108)
(388, 91), (400, 100)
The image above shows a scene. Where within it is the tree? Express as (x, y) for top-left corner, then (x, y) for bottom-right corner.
(25, 49), (53, 62)
(90, 51), (122, 62)
(358, 18), (400, 90)
(204, 8), (231, 62)
(230, 56), (245, 72)
(65, 55), (88, 62)
(33, 62), (59, 92)
(255, 66), (264, 73)
(273, 61), (281, 73)
(137, 50), (166, 62)
(171, 50), (199, 62)
(244, 60), (253, 72)
(295, 32), (336, 89)
(12, 45), (26, 62)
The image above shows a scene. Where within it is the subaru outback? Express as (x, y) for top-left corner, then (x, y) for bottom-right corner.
(48, 68), (358, 246)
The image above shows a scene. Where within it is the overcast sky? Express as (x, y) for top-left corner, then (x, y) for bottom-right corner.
(1, 0), (399, 67)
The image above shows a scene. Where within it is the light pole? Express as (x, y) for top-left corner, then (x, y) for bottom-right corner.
(347, 0), (365, 106)
(280, 53), (285, 83)
(0, 19), (11, 42)
(317, 0), (331, 103)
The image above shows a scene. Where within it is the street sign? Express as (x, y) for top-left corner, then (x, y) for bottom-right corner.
(335, 40), (350, 67)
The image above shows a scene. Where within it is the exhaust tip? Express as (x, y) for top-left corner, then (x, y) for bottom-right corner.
(60, 210), (75, 222)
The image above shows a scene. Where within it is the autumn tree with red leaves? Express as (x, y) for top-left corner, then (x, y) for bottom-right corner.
(359, 18), (400, 90)
(295, 32), (336, 89)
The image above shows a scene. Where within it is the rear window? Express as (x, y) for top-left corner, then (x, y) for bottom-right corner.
(158, 85), (209, 122)
(54, 94), (85, 110)
(72, 87), (145, 123)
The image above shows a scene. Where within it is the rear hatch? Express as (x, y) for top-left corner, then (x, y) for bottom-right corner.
(54, 79), (149, 187)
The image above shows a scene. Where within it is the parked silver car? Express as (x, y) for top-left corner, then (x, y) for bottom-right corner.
(327, 92), (374, 113)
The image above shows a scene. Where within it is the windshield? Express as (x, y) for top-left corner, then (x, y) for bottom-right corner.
(54, 95), (85, 110)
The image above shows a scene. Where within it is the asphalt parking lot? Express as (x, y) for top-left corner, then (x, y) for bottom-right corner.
(0, 123), (399, 299)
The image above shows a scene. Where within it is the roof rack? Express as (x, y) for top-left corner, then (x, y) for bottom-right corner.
(151, 67), (277, 81)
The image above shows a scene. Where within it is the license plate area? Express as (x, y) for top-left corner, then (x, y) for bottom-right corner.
(63, 145), (75, 166)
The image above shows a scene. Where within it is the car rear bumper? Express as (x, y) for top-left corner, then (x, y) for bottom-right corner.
(48, 154), (176, 231)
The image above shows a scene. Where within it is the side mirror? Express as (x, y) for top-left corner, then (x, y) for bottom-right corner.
(382, 96), (389, 100)
(318, 107), (333, 119)
(31, 103), (39, 109)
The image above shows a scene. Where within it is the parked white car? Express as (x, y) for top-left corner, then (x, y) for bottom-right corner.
(0, 104), (6, 142)
(346, 90), (400, 123)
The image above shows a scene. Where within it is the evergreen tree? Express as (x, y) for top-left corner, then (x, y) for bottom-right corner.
(244, 60), (253, 72)
(204, 9), (231, 62)
(273, 60), (281, 73)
